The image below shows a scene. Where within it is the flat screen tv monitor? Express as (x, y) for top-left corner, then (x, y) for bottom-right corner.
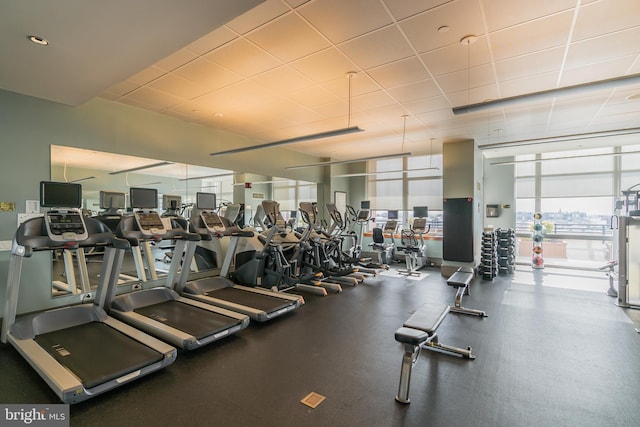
(129, 187), (158, 209)
(361, 200), (370, 209)
(413, 206), (428, 218)
(196, 192), (216, 210)
(387, 210), (398, 220)
(162, 194), (181, 210)
(99, 191), (126, 210)
(40, 181), (82, 208)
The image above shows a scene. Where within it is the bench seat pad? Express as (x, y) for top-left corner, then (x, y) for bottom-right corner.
(403, 302), (450, 335)
(395, 327), (429, 345)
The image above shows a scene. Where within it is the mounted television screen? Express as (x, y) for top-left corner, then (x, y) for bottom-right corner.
(162, 194), (181, 210)
(40, 181), (82, 208)
(361, 200), (370, 209)
(129, 187), (158, 209)
(413, 206), (428, 218)
(196, 192), (216, 210)
(99, 191), (126, 210)
(387, 210), (399, 220)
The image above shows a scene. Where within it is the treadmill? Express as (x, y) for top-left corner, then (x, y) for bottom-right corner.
(182, 193), (303, 322)
(103, 187), (249, 350)
(1, 181), (176, 404)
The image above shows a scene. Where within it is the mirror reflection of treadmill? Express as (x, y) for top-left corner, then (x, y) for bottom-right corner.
(183, 207), (303, 322)
(1, 181), (177, 403)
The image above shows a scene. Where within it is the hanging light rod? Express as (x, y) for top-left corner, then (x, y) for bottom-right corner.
(109, 161), (173, 175)
(178, 172), (234, 181)
(285, 152), (412, 171)
(453, 73), (640, 115)
(69, 176), (96, 183)
(210, 126), (364, 157)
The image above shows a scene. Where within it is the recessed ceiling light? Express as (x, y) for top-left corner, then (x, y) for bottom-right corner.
(625, 93), (640, 101)
(437, 25), (450, 33)
(214, 112), (224, 118)
(28, 35), (49, 46)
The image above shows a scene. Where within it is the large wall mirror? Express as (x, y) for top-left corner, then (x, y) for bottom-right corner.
(48, 145), (318, 297)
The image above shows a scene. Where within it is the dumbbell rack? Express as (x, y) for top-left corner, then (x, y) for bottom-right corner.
(532, 212), (544, 269)
(479, 230), (497, 280)
(496, 228), (515, 274)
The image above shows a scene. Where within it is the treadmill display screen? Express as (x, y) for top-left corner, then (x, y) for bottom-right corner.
(99, 191), (126, 210)
(387, 210), (398, 220)
(196, 192), (217, 210)
(130, 187), (158, 209)
(413, 218), (427, 232)
(357, 210), (370, 221)
(47, 213), (86, 235)
(413, 206), (428, 218)
(40, 181), (82, 208)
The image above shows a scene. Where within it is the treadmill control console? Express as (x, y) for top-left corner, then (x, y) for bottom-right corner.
(384, 219), (398, 233)
(45, 209), (88, 242)
(134, 212), (166, 236)
(413, 218), (427, 233)
(200, 211), (225, 234)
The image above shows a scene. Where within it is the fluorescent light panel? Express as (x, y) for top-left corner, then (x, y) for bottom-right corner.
(69, 176), (96, 183)
(179, 172), (234, 181)
(210, 126), (364, 157)
(286, 152), (412, 171)
(109, 161), (173, 175)
(453, 73), (640, 115)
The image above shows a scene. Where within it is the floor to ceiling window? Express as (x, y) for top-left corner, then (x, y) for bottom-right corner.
(515, 145), (640, 269)
(366, 154), (443, 234)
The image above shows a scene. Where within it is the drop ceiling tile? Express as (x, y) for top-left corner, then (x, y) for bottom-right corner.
(564, 27), (640, 69)
(247, 13), (331, 62)
(250, 66), (314, 94)
(435, 63), (495, 94)
(404, 95), (451, 115)
(489, 11), (574, 61)
(367, 57), (430, 89)
(174, 57), (243, 91)
(499, 72), (559, 98)
(226, 0), (290, 34)
(287, 85), (342, 108)
(383, 0), (451, 21)
(483, 0), (576, 32)
(572, 0), (640, 42)
(421, 36), (491, 76)
(387, 79), (441, 104)
(127, 66), (167, 86)
(494, 47), (564, 82)
(205, 38), (281, 77)
(559, 55), (637, 87)
(153, 49), (200, 73)
(339, 25), (415, 70)
(121, 86), (185, 111)
(147, 73), (206, 100)
(283, 0), (310, 8)
(321, 73), (380, 98)
(298, 0), (393, 44)
(447, 83), (500, 106)
(186, 26), (239, 55)
(102, 80), (141, 98)
(399, 0), (485, 54)
(291, 48), (358, 83)
(352, 90), (397, 112)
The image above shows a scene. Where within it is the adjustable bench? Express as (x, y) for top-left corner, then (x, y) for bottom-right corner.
(394, 301), (475, 404)
(447, 267), (487, 317)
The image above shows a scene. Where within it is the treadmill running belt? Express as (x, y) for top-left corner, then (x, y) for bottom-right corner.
(35, 322), (163, 390)
(207, 287), (294, 313)
(135, 301), (241, 340)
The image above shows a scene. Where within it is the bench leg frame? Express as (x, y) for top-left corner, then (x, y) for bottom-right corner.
(450, 286), (488, 317)
(423, 333), (476, 360)
(396, 343), (421, 404)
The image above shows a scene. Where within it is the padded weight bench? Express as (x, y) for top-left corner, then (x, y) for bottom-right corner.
(447, 267), (487, 317)
(394, 301), (475, 404)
